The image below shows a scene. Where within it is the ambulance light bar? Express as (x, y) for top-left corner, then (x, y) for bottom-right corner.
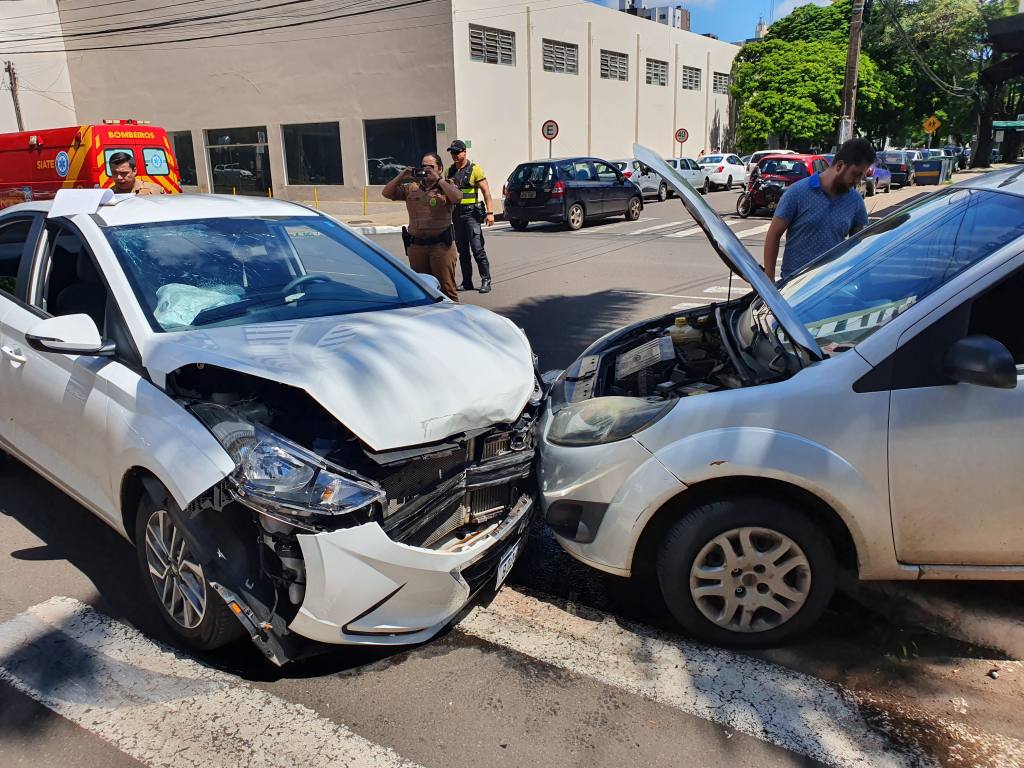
(101, 119), (151, 125)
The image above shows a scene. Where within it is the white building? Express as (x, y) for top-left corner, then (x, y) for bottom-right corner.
(1, 0), (736, 203)
(619, 1), (692, 31)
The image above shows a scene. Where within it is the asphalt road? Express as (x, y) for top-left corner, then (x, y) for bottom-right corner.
(3, 189), (1023, 768)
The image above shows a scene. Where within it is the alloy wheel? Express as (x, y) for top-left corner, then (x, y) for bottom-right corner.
(567, 204), (584, 230)
(628, 197), (642, 219)
(144, 509), (207, 630)
(688, 526), (811, 633)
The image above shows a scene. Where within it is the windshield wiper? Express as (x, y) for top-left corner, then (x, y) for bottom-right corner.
(191, 292), (291, 326)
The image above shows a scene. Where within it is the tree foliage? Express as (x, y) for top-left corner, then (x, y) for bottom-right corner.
(731, 0), (1021, 152)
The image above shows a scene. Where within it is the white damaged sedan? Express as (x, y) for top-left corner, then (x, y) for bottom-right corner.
(0, 191), (541, 664)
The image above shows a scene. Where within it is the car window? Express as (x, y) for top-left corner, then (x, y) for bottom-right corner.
(104, 216), (433, 332)
(34, 225), (109, 331)
(510, 163), (552, 184)
(760, 159), (808, 177)
(142, 148), (170, 177)
(701, 155), (723, 164)
(969, 269), (1024, 363)
(728, 156), (741, 165)
(0, 218), (34, 298)
(687, 159), (700, 171)
(103, 148), (136, 176)
(556, 161), (576, 180)
(779, 189), (1024, 348)
(594, 162), (619, 182)
(572, 160), (597, 181)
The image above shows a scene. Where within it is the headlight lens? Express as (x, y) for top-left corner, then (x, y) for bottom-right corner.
(191, 403), (383, 521)
(547, 396), (677, 447)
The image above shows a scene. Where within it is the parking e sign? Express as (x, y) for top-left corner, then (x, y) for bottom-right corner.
(541, 120), (559, 158)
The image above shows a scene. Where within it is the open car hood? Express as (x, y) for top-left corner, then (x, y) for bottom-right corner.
(633, 144), (824, 362)
(142, 303), (537, 451)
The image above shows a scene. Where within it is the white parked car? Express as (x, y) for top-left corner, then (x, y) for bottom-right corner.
(0, 191), (541, 664)
(696, 153), (746, 192)
(540, 146), (1024, 647)
(613, 159), (671, 202)
(744, 149), (798, 183)
(664, 157), (706, 195)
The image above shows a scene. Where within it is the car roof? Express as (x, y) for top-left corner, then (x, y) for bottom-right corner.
(757, 153), (820, 162)
(4, 193), (318, 227)
(954, 166), (1024, 197)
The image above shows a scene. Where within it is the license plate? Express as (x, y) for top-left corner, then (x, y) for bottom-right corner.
(519, 190), (536, 199)
(495, 541), (520, 590)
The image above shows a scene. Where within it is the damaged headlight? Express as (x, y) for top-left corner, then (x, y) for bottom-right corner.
(191, 403), (383, 522)
(547, 396), (677, 447)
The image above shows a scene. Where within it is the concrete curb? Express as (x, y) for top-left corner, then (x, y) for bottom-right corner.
(840, 575), (1024, 659)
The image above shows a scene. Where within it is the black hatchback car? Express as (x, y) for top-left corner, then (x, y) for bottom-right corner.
(503, 157), (643, 231)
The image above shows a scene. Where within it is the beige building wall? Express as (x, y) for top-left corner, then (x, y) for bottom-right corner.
(59, 0), (458, 198)
(451, 0), (736, 193)
(0, 0), (78, 133)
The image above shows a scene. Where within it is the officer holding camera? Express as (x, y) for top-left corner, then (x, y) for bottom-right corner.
(445, 139), (494, 294)
(382, 152), (462, 301)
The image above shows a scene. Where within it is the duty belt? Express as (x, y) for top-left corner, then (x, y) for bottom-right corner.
(402, 227), (454, 247)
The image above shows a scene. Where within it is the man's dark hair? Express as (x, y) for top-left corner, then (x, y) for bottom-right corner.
(108, 152), (135, 170)
(423, 152), (444, 169)
(835, 138), (875, 167)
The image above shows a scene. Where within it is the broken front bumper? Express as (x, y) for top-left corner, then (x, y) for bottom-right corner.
(289, 493), (535, 645)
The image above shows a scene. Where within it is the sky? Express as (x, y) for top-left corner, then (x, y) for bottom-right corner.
(587, 0), (831, 43)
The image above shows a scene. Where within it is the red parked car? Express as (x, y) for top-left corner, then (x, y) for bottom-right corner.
(736, 154), (830, 217)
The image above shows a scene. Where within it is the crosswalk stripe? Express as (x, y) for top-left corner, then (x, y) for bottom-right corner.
(578, 218), (658, 234)
(664, 226), (703, 238)
(737, 222), (773, 238)
(0, 597), (421, 768)
(628, 220), (689, 235)
(458, 588), (917, 768)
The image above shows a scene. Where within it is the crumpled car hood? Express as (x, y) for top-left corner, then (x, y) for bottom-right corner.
(142, 303), (536, 451)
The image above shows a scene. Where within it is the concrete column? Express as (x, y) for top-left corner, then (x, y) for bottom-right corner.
(192, 127), (210, 193)
(526, 6), (533, 160)
(587, 21), (593, 155)
(704, 50), (711, 152)
(634, 33), (641, 144)
(266, 123), (286, 197)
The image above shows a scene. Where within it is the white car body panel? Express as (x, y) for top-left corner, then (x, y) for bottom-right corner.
(142, 303), (535, 452)
(697, 154), (745, 188)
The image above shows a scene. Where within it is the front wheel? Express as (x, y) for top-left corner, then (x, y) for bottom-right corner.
(625, 196), (642, 221)
(736, 193), (753, 218)
(135, 489), (243, 651)
(509, 218), (529, 231)
(657, 183), (668, 202)
(865, 180), (875, 197)
(566, 202), (585, 231)
(725, 175), (733, 191)
(656, 496), (836, 647)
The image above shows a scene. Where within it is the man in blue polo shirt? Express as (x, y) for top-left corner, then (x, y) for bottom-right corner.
(763, 138), (874, 280)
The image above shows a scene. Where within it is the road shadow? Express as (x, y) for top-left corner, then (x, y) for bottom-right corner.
(495, 289), (644, 370)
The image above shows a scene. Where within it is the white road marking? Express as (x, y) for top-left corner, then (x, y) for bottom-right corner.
(578, 218), (658, 234)
(737, 222), (773, 238)
(670, 302), (704, 310)
(664, 226), (703, 238)
(459, 588), (921, 768)
(703, 283), (751, 295)
(0, 597), (421, 768)
(628, 221), (689, 235)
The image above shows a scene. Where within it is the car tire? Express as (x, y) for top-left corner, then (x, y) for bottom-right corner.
(134, 488), (243, 652)
(566, 202), (585, 231)
(656, 496), (836, 648)
(865, 181), (875, 197)
(509, 218), (529, 231)
(657, 183), (668, 202)
(725, 175), (733, 191)
(625, 196), (642, 221)
(702, 177), (711, 195)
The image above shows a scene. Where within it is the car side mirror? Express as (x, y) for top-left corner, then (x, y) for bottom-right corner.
(943, 335), (1017, 389)
(417, 272), (443, 295)
(25, 314), (115, 356)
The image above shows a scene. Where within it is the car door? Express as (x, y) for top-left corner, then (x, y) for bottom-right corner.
(594, 160), (627, 214)
(1, 217), (122, 517)
(571, 160), (603, 215)
(684, 159), (702, 186)
(634, 161), (657, 196)
(887, 192), (1024, 565)
(0, 213), (44, 450)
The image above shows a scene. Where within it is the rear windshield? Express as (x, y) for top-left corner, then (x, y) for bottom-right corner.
(142, 147), (170, 176)
(701, 155), (723, 164)
(760, 159), (808, 177)
(880, 152), (904, 163)
(510, 164), (553, 184)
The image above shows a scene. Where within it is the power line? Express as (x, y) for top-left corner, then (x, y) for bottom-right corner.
(0, 0), (424, 54)
(0, 0), (227, 36)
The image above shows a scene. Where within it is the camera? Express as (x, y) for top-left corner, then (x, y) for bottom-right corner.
(412, 168), (429, 179)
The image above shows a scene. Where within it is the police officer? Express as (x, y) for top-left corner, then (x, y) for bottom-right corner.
(382, 152), (461, 301)
(445, 140), (494, 294)
(108, 152), (165, 195)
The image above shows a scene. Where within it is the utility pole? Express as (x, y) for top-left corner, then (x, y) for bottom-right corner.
(4, 61), (24, 132)
(837, 0), (865, 146)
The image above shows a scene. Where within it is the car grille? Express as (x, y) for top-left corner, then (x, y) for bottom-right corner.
(378, 445), (469, 518)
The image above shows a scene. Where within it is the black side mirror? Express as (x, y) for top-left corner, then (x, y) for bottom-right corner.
(943, 335), (1017, 389)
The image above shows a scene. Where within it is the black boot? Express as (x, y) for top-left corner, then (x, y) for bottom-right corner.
(478, 278), (492, 294)
(459, 282), (474, 291)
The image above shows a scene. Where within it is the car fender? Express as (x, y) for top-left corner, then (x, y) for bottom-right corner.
(644, 427), (888, 576)
(102, 364), (235, 521)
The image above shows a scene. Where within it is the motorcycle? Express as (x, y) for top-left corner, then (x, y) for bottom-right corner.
(736, 169), (785, 218)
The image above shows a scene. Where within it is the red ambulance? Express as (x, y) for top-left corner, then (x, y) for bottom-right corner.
(0, 120), (181, 208)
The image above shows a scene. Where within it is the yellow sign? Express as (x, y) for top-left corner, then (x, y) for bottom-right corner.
(922, 115), (942, 134)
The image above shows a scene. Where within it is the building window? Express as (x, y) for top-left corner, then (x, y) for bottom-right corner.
(542, 38), (578, 74)
(282, 122), (343, 185)
(469, 24), (515, 66)
(363, 116), (436, 185)
(645, 58), (668, 86)
(713, 71), (731, 94)
(168, 131), (197, 186)
(600, 49), (629, 81)
(204, 126), (272, 195)
(681, 65), (702, 91)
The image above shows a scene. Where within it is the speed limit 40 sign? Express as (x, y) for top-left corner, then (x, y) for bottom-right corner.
(674, 127), (689, 144)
